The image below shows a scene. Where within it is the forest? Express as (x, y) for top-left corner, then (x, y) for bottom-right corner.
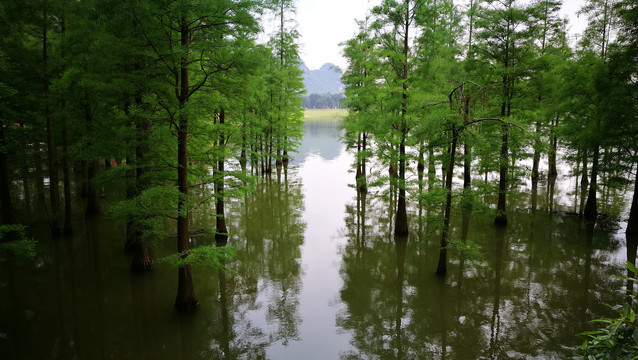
(0, 0), (306, 312)
(0, 0), (637, 358)
(340, 0), (638, 274)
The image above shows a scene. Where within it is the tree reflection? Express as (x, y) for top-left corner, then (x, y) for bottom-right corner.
(218, 174), (306, 353)
(337, 191), (626, 359)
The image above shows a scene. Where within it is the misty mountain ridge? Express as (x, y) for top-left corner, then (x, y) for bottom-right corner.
(299, 60), (343, 95)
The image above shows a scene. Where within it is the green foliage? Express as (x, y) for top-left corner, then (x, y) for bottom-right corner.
(157, 245), (236, 271)
(446, 239), (485, 268)
(572, 262), (638, 359)
(0, 224), (36, 262)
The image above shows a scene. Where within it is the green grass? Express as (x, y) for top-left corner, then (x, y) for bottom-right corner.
(303, 108), (347, 121)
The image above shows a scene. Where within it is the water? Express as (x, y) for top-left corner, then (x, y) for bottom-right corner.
(0, 115), (633, 359)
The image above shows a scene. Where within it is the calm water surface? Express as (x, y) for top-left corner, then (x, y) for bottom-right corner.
(0, 116), (633, 359)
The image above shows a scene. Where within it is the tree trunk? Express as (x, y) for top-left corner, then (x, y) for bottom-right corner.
(34, 142), (46, 209)
(60, 9), (72, 235)
(548, 116), (559, 178)
(128, 91), (152, 271)
(43, 5), (61, 235)
(395, 136), (408, 236)
(626, 171), (638, 236)
(85, 160), (101, 215)
(494, 121), (508, 227)
(463, 141), (471, 193)
(0, 118), (13, 224)
(437, 127), (458, 275)
(584, 146), (599, 222)
(417, 143), (425, 202)
(531, 121), (541, 185)
(581, 150), (589, 186)
(216, 110), (228, 240)
(174, 13), (197, 312)
(428, 146), (435, 190)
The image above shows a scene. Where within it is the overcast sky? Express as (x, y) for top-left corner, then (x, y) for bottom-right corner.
(272, 0), (589, 71)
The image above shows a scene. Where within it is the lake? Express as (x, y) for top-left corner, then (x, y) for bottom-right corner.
(0, 111), (632, 359)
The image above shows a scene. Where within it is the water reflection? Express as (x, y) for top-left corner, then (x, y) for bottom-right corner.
(338, 189), (626, 359)
(290, 120), (342, 165)
(0, 117), (634, 360)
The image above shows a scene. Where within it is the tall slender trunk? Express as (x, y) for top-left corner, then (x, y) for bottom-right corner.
(395, 137), (408, 236)
(417, 142), (425, 201)
(60, 9), (72, 235)
(428, 146), (435, 190)
(0, 118), (13, 224)
(394, 5), (410, 237)
(174, 13), (197, 312)
(494, 121), (508, 227)
(361, 133), (367, 192)
(216, 110), (228, 240)
(626, 170), (637, 235)
(43, 4), (61, 235)
(463, 141), (471, 192)
(584, 145), (600, 222)
(85, 159), (101, 215)
(462, 95), (472, 207)
(531, 121), (541, 185)
(436, 126), (458, 275)
(581, 150), (589, 186)
(548, 116), (559, 178)
(128, 94), (151, 272)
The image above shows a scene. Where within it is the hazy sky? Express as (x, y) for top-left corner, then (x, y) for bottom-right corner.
(282, 0), (589, 71)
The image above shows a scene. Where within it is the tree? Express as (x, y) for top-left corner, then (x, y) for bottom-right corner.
(342, 17), (381, 193)
(472, 0), (535, 226)
(370, 0), (421, 236)
(132, 0), (260, 312)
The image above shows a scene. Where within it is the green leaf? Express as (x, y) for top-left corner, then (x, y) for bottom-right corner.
(578, 330), (605, 336)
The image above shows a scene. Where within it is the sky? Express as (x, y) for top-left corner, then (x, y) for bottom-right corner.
(265, 0), (590, 71)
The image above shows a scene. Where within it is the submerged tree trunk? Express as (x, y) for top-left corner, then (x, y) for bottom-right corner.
(428, 145), (435, 191)
(60, 10), (72, 235)
(85, 160), (101, 215)
(436, 126), (459, 276)
(581, 150), (589, 187)
(584, 146), (600, 222)
(395, 136), (408, 236)
(531, 121), (541, 187)
(463, 141), (471, 193)
(174, 14), (197, 312)
(494, 121), (508, 227)
(128, 98), (152, 272)
(33, 142), (47, 209)
(548, 115), (559, 178)
(0, 118), (13, 224)
(216, 110), (228, 240)
(626, 172), (638, 236)
(43, 5), (61, 236)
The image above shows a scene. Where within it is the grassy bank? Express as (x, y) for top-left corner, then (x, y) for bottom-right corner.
(303, 108), (347, 121)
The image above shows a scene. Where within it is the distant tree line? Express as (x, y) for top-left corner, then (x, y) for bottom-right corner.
(302, 93), (345, 109)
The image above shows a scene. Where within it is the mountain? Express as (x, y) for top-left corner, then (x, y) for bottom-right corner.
(299, 60), (343, 94)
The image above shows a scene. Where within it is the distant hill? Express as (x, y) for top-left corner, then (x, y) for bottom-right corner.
(299, 60), (343, 95)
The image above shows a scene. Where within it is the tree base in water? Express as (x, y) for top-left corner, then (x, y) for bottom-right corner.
(174, 298), (199, 313)
(494, 214), (508, 227)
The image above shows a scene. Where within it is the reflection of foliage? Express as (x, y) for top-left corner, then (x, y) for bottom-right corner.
(156, 246), (236, 270)
(225, 174), (306, 347)
(0, 224), (36, 262)
(0, 224), (35, 340)
(338, 189), (626, 359)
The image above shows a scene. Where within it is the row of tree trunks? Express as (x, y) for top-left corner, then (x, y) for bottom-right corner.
(174, 13), (197, 313)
